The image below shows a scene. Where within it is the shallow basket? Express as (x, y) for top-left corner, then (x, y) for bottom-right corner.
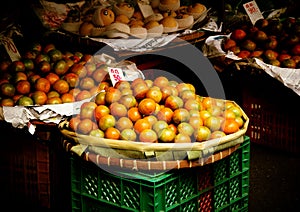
(59, 100), (249, 170)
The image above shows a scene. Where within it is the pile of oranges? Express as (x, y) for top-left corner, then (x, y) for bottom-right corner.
(0, 42), (109, 106)
(68, 76), (245, 143)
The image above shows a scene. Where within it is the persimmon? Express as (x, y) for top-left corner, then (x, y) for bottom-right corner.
(105, 127), (120, 140)
(128, 107), (142, 122)
(34, 78), (51, 93)
(52, 79), (70, 95)
(133, 118), (151, 134)
(31, 90), (48, 105)
(138, 98), (156, 116)
(139, 129), (158, 143)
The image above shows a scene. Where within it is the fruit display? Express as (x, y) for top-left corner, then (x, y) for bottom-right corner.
(63, 76), (248, 144)
(0, 42), (113, 106)
(61, 0), (207, 38)
(222, 18), (300, 68)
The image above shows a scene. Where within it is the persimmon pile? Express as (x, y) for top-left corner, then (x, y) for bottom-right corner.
(67, 76), (246, 143)
(223, 18), (300, 68)
(0, 42), (109, 106)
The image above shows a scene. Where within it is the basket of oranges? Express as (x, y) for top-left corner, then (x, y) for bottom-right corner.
(58, 76), (249, 169)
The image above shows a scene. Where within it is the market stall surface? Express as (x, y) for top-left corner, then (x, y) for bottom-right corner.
(249, 143), (300, 212)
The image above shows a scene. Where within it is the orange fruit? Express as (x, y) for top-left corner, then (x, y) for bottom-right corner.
(34, 78), (51, 93)
(31, 90), (48, 105)
(89, 128), (105, 138)
(53, 59), (69, 76)
(153, 76), (169, 88)
(80, 101), (97, 120)
(199, 110), (211, 122)
(189, 116), (203, 130)
(105, 127), (120, 140)
(98, 114), (116, 131)
(146, 87), (162, 103)
(16, 96), (34, 106)
(143, 115), (157, 127)
(223, 109), (236, 120)
(92, 68), (108, 83)
(53, 79), (70, 95)
(165, 95), (184, 110)
(16, 80), (31, 95)
(132, 82), (149, 99)
(105, 87), (122, 104)
(228, 105), (243, 117)
(210, 130), (226, 139)
(156, 107), (173, 123)
(94, 92), (106, 105)
(47, 90), (60, 99)
(194, 126), (211, 142)
(172, 108), (190, 124)
(131, 78), (146, 88)
(79, 77), (95, 90)
(77, 118), (94, 135)
(63, 73), (79, 88)
(158, 127), (176, 143)
(115, 80), (131, 91)
(61, 93), (75, 103)
(184, 99), (201, 111)
(45, 72), (60, 85)
(118, 94), (137, 109)
(1, 82), (16, 97)
(133, 118), (151, 134)
(127, 107), (142, 122)
(28, 74), (41, 85)
(201, 97), (216, 110)
(179, 89), (195, 102)
(46, 97), (62, 104)
(177, 122), (194, 136)
(176, 83), (190, 94)
(110, 102), (128, 118)
(174, 133), (191, 143)
(152, 120), (168, 134)
(204, 116), (221, 132)
(161, 86), (178, 101)
(69, 115), (81, 131)
(235, 116), (244, 128)
(12, 71), (27, 83)
(221, 119), (240, 134)
(70, 63), (87, 78)
(94, 105), (110, 121)
(115, 117), (133, 131)
(139, 129), (158, 143)
(0, 98), (14, 106)
(75, 90), (91, 101)
(138, 98), (156, 116)
(120, 128), (137, 141)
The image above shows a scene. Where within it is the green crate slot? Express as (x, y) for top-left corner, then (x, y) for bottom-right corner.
(70, 136), (250, 212)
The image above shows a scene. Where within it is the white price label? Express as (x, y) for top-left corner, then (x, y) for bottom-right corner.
(108, 67), (126, 86)
(0, 36), (21, 61)
(243, 1), (264, 25)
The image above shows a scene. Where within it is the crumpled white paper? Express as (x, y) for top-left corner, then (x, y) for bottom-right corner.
(90, 34), (179, 52)
(2, 97), (93, 129)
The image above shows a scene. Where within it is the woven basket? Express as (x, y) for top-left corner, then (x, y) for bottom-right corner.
(58, 100), (249, 167)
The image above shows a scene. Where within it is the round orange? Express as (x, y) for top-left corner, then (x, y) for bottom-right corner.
(138, 98), (156, 116)
(105, 127), (120, 140)
(127, 107), (142, 122)
(34, 77), (51, 93)
(133, 118), (151, 134)
(139, 129), (158, 143)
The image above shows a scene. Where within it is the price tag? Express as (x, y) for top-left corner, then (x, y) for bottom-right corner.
(243, 1), (264, 25)
(138, 0), (154, 18)
(0, 36), (21, 61)
(108, 67), (126, 86)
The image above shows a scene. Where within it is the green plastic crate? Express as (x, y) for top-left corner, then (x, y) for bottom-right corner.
(70, 136), (250, 212)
